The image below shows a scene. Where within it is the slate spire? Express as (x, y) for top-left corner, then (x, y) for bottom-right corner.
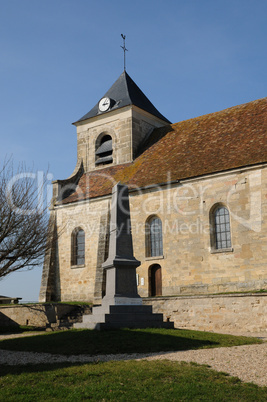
(74, 71), (171, 124)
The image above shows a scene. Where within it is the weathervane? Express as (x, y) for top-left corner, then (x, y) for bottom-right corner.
(121, 34), (128, 71)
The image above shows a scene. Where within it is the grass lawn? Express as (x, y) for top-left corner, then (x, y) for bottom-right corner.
(0, 360), (266, 401)
(0, 327), (262, 355)
(0, 329), (265, 400)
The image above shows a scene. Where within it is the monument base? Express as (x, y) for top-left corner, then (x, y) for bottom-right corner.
(101, 296), (143, 307)
(74, 304), (174, 330)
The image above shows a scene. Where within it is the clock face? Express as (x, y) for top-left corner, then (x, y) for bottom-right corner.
(99, 97), (111, 112)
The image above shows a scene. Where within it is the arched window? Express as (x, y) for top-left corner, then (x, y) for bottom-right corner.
(213, 206), (232, 250)
(95, 134), (113, 166)
(71, 228), (85, 266)
(146, 216), (163, 257)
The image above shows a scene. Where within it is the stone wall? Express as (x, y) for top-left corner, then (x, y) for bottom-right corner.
(52, 198), (111, 302)
(143, 293), (267, 333)
(0, 304), (79, 328)
(133, 166), (267, 298)
(42, 164), (267, 303)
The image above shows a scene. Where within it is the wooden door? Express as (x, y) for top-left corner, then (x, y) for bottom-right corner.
(150, 264), (162, 296)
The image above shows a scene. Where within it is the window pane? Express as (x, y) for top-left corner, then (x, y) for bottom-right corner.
(73, 229), (85, 265)
(150, 217), (163, 257)
(214, 207), (231, 250)
(219, 215), (225, 224)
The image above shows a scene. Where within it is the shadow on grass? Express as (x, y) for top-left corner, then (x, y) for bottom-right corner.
(0, 326), (44, 335)
(0, 327), (242, 356)
(0, 362), (80, 377)
(0, 326), (23, 335)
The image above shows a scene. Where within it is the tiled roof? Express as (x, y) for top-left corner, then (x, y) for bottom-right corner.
(62, 97), (267, 204)
(61, 164), (131, 204)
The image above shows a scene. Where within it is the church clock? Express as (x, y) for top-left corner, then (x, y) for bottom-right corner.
(98, 97), (111, 112)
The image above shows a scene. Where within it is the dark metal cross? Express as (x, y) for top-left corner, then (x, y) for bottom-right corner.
(121, 34), (128, 71)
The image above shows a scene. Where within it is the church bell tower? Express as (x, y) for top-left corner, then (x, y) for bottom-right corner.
(72, 71), (171, 173)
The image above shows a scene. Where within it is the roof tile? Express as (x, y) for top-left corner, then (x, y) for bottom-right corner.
(62, 97), (267, 204)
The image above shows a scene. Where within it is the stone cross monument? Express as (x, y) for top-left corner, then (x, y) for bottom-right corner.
(74, 183), (174, 330)
(101, 183), (142, 307)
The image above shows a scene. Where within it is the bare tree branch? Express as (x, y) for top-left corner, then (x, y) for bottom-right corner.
(0, 158), (53, 279)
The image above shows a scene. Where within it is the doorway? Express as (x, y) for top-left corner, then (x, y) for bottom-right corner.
(149, 264), (162, 296)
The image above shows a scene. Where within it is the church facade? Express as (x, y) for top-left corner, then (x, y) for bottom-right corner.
(39, 71), (267, 303)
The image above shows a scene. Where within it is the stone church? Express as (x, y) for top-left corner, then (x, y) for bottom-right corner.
(39, 71), (267, 303)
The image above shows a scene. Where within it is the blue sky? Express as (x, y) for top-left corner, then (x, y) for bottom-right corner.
(0, 0), (266, 302)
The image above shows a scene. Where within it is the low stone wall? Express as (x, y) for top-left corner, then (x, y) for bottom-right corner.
(0, 304), (79, 328)
(143, 293), (267, 334)
(2, 295), (266, 333)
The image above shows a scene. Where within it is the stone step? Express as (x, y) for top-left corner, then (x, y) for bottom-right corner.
(81, 311), (164, 324)
(74, 322), (93, 329)
(105, 313), (164, 323)
(109, 305), (153, 314)
(74, 320), (174, 330)
(82, 314), (106, 323)
(81, 312), (164, 324)
(92, 304), (153, 315)
(74, 302), (175, 331)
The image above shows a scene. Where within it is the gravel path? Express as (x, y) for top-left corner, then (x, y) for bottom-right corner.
(0, 332), (267, 387)
(139, 343), (267, 387)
